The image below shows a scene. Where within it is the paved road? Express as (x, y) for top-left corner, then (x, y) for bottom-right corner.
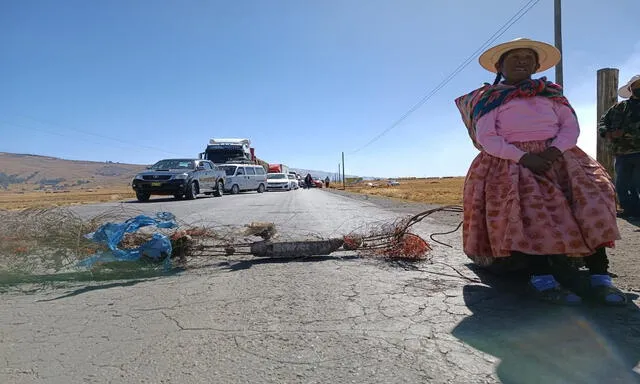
(2, 189), (640, 384)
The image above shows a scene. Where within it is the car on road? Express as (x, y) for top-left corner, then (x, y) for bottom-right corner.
(267, 173), (292, 191)
(219, 164), (267, 194)
(287, 174), (299, 190)
(131, 158), (225, 202)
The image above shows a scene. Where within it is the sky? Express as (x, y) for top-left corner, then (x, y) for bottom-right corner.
(1, 0), (639, 178)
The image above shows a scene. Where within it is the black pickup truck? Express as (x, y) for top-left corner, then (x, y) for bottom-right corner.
(131, 158), (226, 202)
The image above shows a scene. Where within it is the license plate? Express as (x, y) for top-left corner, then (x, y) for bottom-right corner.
(151, 182), (162, 187)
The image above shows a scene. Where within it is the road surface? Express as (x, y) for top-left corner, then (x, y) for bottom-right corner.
(2, 189), (640, 384)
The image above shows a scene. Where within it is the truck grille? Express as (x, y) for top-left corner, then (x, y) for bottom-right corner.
(142, 175), (172, 181)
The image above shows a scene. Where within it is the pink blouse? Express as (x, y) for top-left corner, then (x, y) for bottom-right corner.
(475, 96), (579, 162)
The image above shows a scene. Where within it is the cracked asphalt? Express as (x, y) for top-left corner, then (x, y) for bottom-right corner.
(2, 189), (640, 384)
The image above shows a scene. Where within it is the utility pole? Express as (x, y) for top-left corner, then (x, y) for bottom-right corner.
(341, 152), (345, 189)
(554, 0), (563, 88)
(337, 163), (341, 183)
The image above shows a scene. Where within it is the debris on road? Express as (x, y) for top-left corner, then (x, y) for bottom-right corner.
(249, 238), (345, 258)
(77, 212), (177, 269)
(0, 205), (465, 284)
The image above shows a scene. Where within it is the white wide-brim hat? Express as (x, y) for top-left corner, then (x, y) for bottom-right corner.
(618, 75), (640, 98)
(478, 37), (561, 74)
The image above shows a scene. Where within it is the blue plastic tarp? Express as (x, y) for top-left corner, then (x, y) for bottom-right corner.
(78, 212), (177, 269)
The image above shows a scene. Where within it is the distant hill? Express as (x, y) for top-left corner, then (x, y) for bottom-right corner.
(0, 152), (146, 191)
(0, 152), (365, 191)
(289, 168), (361, 182)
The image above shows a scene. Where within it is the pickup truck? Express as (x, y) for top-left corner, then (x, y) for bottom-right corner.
(131, 158), (226, 202)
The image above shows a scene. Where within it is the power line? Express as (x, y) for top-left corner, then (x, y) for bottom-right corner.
(0, 119), (180, 159)
(1, 115), (182, 157)
(349, 0), (541, 155)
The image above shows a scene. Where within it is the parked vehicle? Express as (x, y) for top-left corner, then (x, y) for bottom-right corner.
(267, 173), (292, 191)
(200, 138), (269, 171)
(219, 163), (267, 194)
(268, 163), (289, 174)
(287, 174), (299, 190)
(131, 158), (225, 202)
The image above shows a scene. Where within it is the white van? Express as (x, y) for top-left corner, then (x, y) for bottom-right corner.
(219, 164), (267, 194)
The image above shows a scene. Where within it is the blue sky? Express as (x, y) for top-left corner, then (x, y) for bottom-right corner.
(1, 0), (639, 178)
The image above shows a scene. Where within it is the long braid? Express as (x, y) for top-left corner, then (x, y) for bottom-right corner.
(493, 72), (503, 85)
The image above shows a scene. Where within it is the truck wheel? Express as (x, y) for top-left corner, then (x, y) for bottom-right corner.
(257, 184), (265, 193)
(185, 181), (198, 200)
(136, 191), (150, 202)
(231, 184), (240, 195)
(213, 181), (224, 197)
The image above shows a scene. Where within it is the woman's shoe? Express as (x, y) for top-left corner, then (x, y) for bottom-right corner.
(589, 274), (628, 306)
(529, 274), (582, 306)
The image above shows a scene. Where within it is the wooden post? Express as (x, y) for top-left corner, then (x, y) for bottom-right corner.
(596, 68), (619, 178)
(341, 152), (345, 189)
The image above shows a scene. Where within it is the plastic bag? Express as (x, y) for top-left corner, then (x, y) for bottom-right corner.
(78, 212), (177, 269)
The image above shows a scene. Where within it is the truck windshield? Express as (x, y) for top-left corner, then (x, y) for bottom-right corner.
(150, 159), (195, 170)
(205, 148), (246, 164)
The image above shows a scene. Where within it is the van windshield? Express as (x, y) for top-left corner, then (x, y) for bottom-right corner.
(220, 165), (237, 176)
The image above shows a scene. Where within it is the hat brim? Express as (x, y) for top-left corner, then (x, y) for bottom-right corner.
(618, 78), (640, 98)
(479, 39), (561, 74)
(618, 85), (632, 99)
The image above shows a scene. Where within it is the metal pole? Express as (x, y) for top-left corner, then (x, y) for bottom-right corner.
(338, 163), (341, 183)
(341, 152), (345, 189)
(554, 0), (563, 88)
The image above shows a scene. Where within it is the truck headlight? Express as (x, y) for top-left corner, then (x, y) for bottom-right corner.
(173, 173), (188, 180)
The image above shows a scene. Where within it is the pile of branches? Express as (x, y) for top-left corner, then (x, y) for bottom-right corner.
(0, 207), (141, 274)
(0, 205), (464, 277)
(342, 205), (463, 261)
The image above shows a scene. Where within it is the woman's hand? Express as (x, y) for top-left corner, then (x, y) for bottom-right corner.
(519, 153), (552, 174)
(539, 146), (563, 163)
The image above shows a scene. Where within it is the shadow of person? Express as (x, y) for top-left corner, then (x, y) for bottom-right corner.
(451, 267), (640, 384)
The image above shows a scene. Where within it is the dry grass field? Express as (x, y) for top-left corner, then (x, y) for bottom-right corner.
(0, 178), (466, 210)
(0, 187), (135, 210)
(0, 152), (466, 209)
(340, 177), (464, 205)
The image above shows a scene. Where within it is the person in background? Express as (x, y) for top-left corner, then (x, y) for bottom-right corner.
(455, 38), (626, 306)
(324, 176), (330, 188)
(598, 74), (640, 219)
(304, 173), (313, 189)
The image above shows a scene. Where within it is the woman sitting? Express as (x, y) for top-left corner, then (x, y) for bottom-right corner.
(455, 38), (626, 306)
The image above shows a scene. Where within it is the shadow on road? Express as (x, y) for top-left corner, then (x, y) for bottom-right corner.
(219, 255), (360, 272)
(0, 264), (183, 293)
(36, 279), (151, 301)
(452, 268), (640, 384)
